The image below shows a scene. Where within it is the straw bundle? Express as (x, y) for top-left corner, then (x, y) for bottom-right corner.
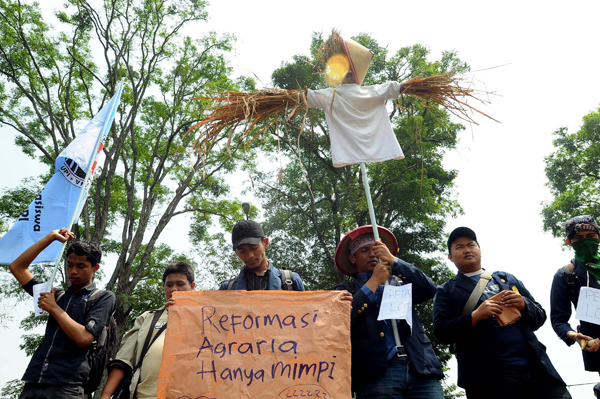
(317, 29), (345, 71)
(398, 73), (496, 124)
(187, 88), (307, 156)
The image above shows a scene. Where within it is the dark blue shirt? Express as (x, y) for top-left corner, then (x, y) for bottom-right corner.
(356, 270), (406, 361)
(21, 277), (116, 385)
(465, 273), (533, 366)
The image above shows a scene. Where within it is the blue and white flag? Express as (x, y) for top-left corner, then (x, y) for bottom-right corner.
(0, 82), (123, 265)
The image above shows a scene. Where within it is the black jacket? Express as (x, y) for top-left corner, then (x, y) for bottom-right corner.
(433, 271), (565, 389)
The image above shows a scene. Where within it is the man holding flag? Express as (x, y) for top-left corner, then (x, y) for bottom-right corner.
(0, 82), (123, 398)
(9, 228), (115, 399)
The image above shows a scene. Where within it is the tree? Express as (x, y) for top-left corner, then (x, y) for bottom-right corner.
(542, 107), (600, 237)
(0, 0), (249, 335)
(250, 33), (467, 397)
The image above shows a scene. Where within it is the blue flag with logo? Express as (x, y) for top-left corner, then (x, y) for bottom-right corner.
(0, 82), (123, 265)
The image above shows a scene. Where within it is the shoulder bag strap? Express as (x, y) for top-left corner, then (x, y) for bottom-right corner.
(461, 269), (493, 316)
(133, 308), (165, 372)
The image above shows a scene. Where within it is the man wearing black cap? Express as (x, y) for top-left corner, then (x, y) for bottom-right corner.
(219, 220), (305, 291)
(551, 215), (600, 373)
(333, 225), (444, 399)
(433, 227), (570, 399)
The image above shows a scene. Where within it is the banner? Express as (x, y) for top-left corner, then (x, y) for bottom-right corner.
(157, 290), (351, 399)
(0, 82), (123, 265)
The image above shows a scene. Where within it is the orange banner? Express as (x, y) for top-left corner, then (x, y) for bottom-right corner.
(157, 290), (351, 399)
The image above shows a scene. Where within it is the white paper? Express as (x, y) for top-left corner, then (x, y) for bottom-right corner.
(576, 287), (600, 325)
(33, 281), (51, 317)
(377, 283), (412, 331)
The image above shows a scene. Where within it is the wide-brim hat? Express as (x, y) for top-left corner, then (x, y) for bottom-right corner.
(335, 225), (398, 276)
(341, 37), (373, 85)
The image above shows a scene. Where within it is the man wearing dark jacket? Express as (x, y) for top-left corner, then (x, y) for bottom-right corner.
(334, 225), (444, 399)
(551, 215), (600, 373)
(9, 228), (115, 399)
(219, 220), (304, 291)
(434, 227), (569, 399)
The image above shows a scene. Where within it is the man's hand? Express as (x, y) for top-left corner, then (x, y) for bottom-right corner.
(471, 298), (502, 326)
(364, 262), (390, 293)
(372, 240), (396, 265)
(566, 331), (600, 352)
(38, 288), (60, 314)
(500, 290), (525, 310)
(337, 291), (353, 302)
(165, 297), (176, 311)
(50, 228), (75, 243)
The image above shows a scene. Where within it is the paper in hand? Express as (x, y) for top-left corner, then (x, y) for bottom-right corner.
(489, 290), (521, 326)
(378, 283), (413, 332)
(33, 281), (50, 317)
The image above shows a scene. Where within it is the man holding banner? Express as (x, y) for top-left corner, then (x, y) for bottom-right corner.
(333, 225), (444, 398)
(551, 215), (600, 373)
(9, 228), (115, 399)
(434, 227), (569, 399)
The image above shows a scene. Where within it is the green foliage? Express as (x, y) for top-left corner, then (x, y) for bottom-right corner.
(0, 178), (41, 235)
(542, 107), (600, 237)
(0, 6), (251, 395)
(19, 333), (44, 357)
(0, 379), (24, 399)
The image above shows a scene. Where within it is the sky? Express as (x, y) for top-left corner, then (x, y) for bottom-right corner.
(2, 0), (600, 397)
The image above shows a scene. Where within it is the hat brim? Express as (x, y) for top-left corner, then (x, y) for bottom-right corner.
(335, 225), (398, 276)
(232, 236), (262, 251)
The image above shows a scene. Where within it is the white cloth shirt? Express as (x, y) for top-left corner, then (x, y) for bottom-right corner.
(306, 82), (405, 167)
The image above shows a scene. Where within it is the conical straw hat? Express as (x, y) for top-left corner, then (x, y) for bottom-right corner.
(341, 37), (373, 85)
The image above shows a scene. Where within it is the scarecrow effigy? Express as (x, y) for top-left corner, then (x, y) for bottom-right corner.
(187, 29), (494, 235)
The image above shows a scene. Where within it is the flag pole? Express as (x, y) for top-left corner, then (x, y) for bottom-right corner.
(360, 162), (380, 241)
(46, 80), (124, 290)
(360, 162), (402, 346)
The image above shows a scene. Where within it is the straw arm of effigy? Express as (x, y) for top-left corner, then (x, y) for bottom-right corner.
(186, 73), (495, 155)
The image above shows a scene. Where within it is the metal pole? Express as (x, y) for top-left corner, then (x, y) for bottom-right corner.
(360, 162), (402, 347)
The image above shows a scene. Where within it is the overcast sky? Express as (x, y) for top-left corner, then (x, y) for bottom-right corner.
(2, 0), (600, 397)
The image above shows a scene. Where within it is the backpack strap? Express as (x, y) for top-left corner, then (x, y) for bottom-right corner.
(562, 263), (580, 307)
(54, 289), (66, 302)
(461, 269), (493, 316)
(227, 277), (236, 290)
(280, 269), (294, 291)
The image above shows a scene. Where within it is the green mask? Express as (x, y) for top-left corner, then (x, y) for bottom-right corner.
(573, 237), (600, 280)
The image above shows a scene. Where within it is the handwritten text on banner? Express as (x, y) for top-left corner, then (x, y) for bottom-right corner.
(157, 290), (351, 399)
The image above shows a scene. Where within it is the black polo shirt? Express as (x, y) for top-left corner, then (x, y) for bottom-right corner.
(21, 277), (116, 385)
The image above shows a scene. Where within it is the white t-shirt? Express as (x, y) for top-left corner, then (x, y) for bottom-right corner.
(306, 82), (405, 167)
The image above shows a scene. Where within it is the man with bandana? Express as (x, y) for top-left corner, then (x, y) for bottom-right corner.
(333, 225), (444, 399)
(551, 215), (600, 373)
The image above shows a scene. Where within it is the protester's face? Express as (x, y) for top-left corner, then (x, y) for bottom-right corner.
(349, 243), (378, 274)
(567, 230), (600, 245)
(235, 238), (269, 270)
(163, 272), (195, 300)
(448, 237), (482, 273)
(66, 253), (98, 290)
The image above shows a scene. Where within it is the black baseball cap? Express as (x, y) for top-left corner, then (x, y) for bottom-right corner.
(447, 227), (478, 254)
(231, 220), (265, 250)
